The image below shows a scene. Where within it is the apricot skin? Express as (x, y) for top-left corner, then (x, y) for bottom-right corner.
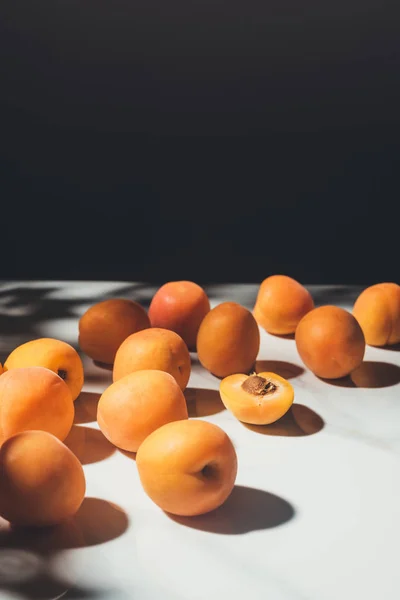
(196, 302), (260, 378)
(136, 419), (237, 516)
(220, 372), (294, 425)
(295, 305), (365, 379)
(4, 338), (84, 401)
(149, 281), (210, 350)
(0, 430), (85, 527)
(353, 283), (400, 346)
(253, 275), (314, 335)
(113, 328), (191, 390)
(97, 370), (189, 452)
(0, 367), (74, 444)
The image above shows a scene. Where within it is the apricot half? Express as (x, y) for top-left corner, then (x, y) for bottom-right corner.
(253, 275), (314, 335)
(220, 372), (294, 425)
(353, 283), (400, 346)
(0, 430), (85, 527)
(197, 302), (260, 378)
(295, 305), (365, 379)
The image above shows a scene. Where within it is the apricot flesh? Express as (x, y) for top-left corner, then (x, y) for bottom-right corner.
(136, 419), (237, 516)
(295, 305), (365, 379)
(253, 275), (314, 335)
(113, 328), (191, 390)
(220, 372), (294, 425)
(4, 338), (84, 401)
(197, 302), (260, 378)
(97, 369), (188, 452)
(353, 283), (400, 346)
(79, 298), (150, 364)
(0, 430), (86, 527)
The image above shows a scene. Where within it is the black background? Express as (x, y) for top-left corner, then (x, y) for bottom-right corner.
(1, 0), (399, 284)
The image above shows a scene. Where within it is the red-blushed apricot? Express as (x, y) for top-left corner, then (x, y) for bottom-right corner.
(113, 328), (191, 390)
(295, 305), (365, 379)
(0, 430), (85, 527)
(148, 281), (210, 350)
(0, 367), (74, 444)
(353, 283), (400, 346)
(79, 298), (150, 364)
(97, 370), (188, 452)
(4, 338), (84, 401)
(220, 371), (294, 425)
(196, 302), (260, 378)
(253, 275), (314, 335)
(136, 419), (237, 516)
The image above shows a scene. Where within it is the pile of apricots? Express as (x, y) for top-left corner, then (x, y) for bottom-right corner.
(0, 277), (399, 526)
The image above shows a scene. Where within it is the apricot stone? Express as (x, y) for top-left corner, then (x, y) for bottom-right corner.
(196, 302), (260, 378)
(295, 305), (365, 379)
(353, 283), (400, 346)
(113, 328), (191, 390)
(253, 275), (314, 335)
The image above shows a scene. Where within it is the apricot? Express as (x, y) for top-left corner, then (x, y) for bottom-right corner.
(196, 302), (260, 378)
(136, 419), (237, 516)
(0, 367), (74, 444)
(97, 369), (188, 452)
(79, 298), (150, 364)
(148, 281), (210, 350)
(4, 338), (84, 401)
(253, 275), (314, 335)
(0, 430), (85, 527)
(353, 283), (400, 346)
(295, 305), (365, 379)
(113, 328), (191, 390)
(220, 371), (294, 425)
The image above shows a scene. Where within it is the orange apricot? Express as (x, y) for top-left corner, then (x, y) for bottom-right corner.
(0, 367), (74, 444)
(196, 302), (260, 378)
(220, 371), (294, 425)
(136, 419), (237, 516)
(79, 298), (150, 364)
(0, 430), (85, 527)
(97, 370), (188, 452)
(148, 281), (210, 350)
(353, 283), (400, 346)
(113, 328), (191, 390)
(295, 305), (365, 379)
(253, 275), (314, 335)
(4, 338), (84, 401)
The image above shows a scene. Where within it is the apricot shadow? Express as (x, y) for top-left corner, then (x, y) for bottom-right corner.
(319, 361), (400, 389)
(381, 343), (400, 352)
(74, 391), (101, 424)
(64, 425), (116, 465)
(255, 360), (304, 379)
(93, 360), (113, 371)
(268, 332), (295, 340)
(119, 449), (137, 461)
(167, 485), (294, 534)
(242, 404), (324, 437)
(184, 387), (226, 417)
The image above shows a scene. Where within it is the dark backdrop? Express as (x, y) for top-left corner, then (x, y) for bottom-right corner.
(1, 1), (399, 284)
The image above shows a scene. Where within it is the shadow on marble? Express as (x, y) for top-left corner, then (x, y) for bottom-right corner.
(74, 391), (101, 424)
(119, 449), (137, 461)
(267, 332), (295, 340)
(64, 425), (116, 465)
(168, 485), (294, 534)
(381, 343), (400, 352)
(184, 388), (225, 417)
(93, 360), (114, 371)
(242, 404), (324, 437)
(320, 361), (400, 389)
(255, 360), (305, 379)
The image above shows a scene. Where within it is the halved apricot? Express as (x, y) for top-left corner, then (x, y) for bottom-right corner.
(219, 371), (294, 425)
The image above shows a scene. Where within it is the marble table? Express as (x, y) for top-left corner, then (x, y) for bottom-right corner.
(0, 281), (399, 600)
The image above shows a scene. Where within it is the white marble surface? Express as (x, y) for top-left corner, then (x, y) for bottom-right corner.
(0, 281), (399, 600)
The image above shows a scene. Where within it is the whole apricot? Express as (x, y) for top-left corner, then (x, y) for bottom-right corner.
(253, 275), (314, 335)
(97, 369), (188, 452)
(113, 328), (191, 390)
(0, 367), (74, 444)
(295, 305), (365, 379)
(136, 419), (237, 516)
(4, 338), (84, 401)
(79, 298), (150, 364)
(196, 302), (260, 378)
(220, 371), (294, 425)
(148, 281), (210, 350)
(353, 283), (400, 346)
(0, 430), (85, 527)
